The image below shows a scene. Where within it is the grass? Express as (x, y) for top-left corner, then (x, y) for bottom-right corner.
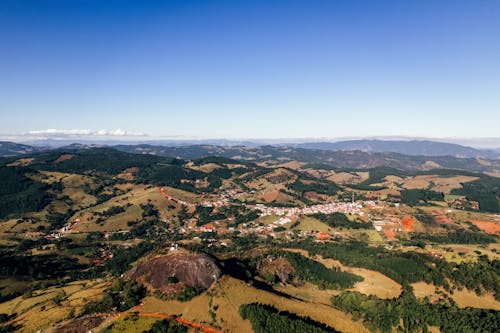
(440, 244), (499, 263)
(296, 216), (330, 232)
(327, 171), (368, 184)
(284, 249), (402, 299)
(445, 194), (462, 200)
(0, 279), (111, 332)
(71, 185), (182, 232)
(451, 288), (500, 310)
(162, 186), (201, 203)
(187, 162), (222, 173)
(347, 229), (385, 244)
(101, 315), (159, 333)
(0, 278), (30, 297)
(276, 282), (341, 306)
(411, 281), (500, 311)
(257, 214), (281, 225)
(132, 275), (369, 333)
(389, 175), (479, 194)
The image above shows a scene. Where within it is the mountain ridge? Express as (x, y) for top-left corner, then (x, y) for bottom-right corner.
(292, 139), (500, 159)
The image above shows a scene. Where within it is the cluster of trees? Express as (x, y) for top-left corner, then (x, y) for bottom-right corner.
(194, 205), (226, 225)
(0, 251), (85, 280)
(240, 303), (339, 333)
(0, 313), (16, 324)
(138, 165), (206, 191)
(78, 241), (156, 279)
(360, 166), (410, 185)
(331, 288), (500, 332)
(233, 209), (260, 227)
(452, 176), (500, 212)
(82, 279), (146, 314)
(176, 285), (204, 302)
(289, 241), (435, 285)
(35, 148), (177, 175)
(126, 220), (165, 239)
(400, 189), (444, 205)
(189, 204), (260, 227)
(141, 203), (159, 220)
(286, 179), (340, 196)
(138, 162), (233, 193)
(415, 209), (437, 225)
(282, 252), (363, 289)
(142, 319), (187, 333)
(0, 166), (51, 218)
(98, 242), (155, 276)
(411, 229), (497, 244)
(451, 256), (500, 299)
(289, 240), (500, 297)
(312, 213), (372, 229)
(346, 184), (387, 191)
(0, 324), (19, 333)
(97, 205), (126, 217)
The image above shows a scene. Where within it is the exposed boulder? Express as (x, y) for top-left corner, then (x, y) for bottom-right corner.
(128, 250), (221, 293)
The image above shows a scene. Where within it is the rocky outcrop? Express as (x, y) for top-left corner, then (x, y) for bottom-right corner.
(56, 314), (111, 333)
(129, 250), (221, 292)
(258, 255), (295, 284)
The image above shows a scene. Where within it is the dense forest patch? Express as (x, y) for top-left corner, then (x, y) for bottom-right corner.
(240, 303), (340, 333)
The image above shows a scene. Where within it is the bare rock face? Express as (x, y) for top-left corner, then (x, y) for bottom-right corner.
(258, 255), (295, 284)
(129, 251), (221, 292)
(56, 314), (110, 333)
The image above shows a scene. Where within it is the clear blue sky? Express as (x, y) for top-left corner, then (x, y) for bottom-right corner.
(1, 0), (499, 139)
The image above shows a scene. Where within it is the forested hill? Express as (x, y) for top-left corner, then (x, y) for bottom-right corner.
(112, 144), (500, 173)
(2, 141), (499, 173)
(0, 141), (46, 157)
(293, 140), (500, 159)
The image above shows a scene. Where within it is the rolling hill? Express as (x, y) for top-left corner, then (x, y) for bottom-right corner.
(112, 144), (500, 173)
(294, 140), (500, 159)
(0, 141), (46, 157)
(0, 145), (499, 333)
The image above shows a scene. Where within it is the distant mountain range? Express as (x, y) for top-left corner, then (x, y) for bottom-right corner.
(292, 140), (500, 159)
(3, 139), (500, 159)
(0, 141), (46, 157)
(1, 140), (499, 173)
(110, 144), (500, 173)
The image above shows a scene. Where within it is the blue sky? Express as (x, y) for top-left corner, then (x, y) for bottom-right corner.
(0, 0), (499, 140)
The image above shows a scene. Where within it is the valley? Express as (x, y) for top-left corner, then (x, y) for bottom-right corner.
(0, 144), (498, 333)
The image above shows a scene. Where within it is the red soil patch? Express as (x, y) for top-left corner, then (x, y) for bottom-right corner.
(429, 210), (453, 225)
(118, 167), (140, 180)
(262, 190), (280, 202)
(383, 227), (397, 241)
(435, 215), (452, 224)
(401, 216), (415, 232)
(469, 220), (500, 235)
(203, 223), (215, 230)
(54, 154), (74, 163)
(124, 167), (140, 174)
(316, 232), (330, 240)
(158, 187), (175, 201)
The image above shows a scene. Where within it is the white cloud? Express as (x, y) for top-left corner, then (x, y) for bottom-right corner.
(26, 128), (147, 137)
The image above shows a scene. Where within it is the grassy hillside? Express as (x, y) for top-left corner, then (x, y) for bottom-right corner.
(0, 146), (498, 333)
